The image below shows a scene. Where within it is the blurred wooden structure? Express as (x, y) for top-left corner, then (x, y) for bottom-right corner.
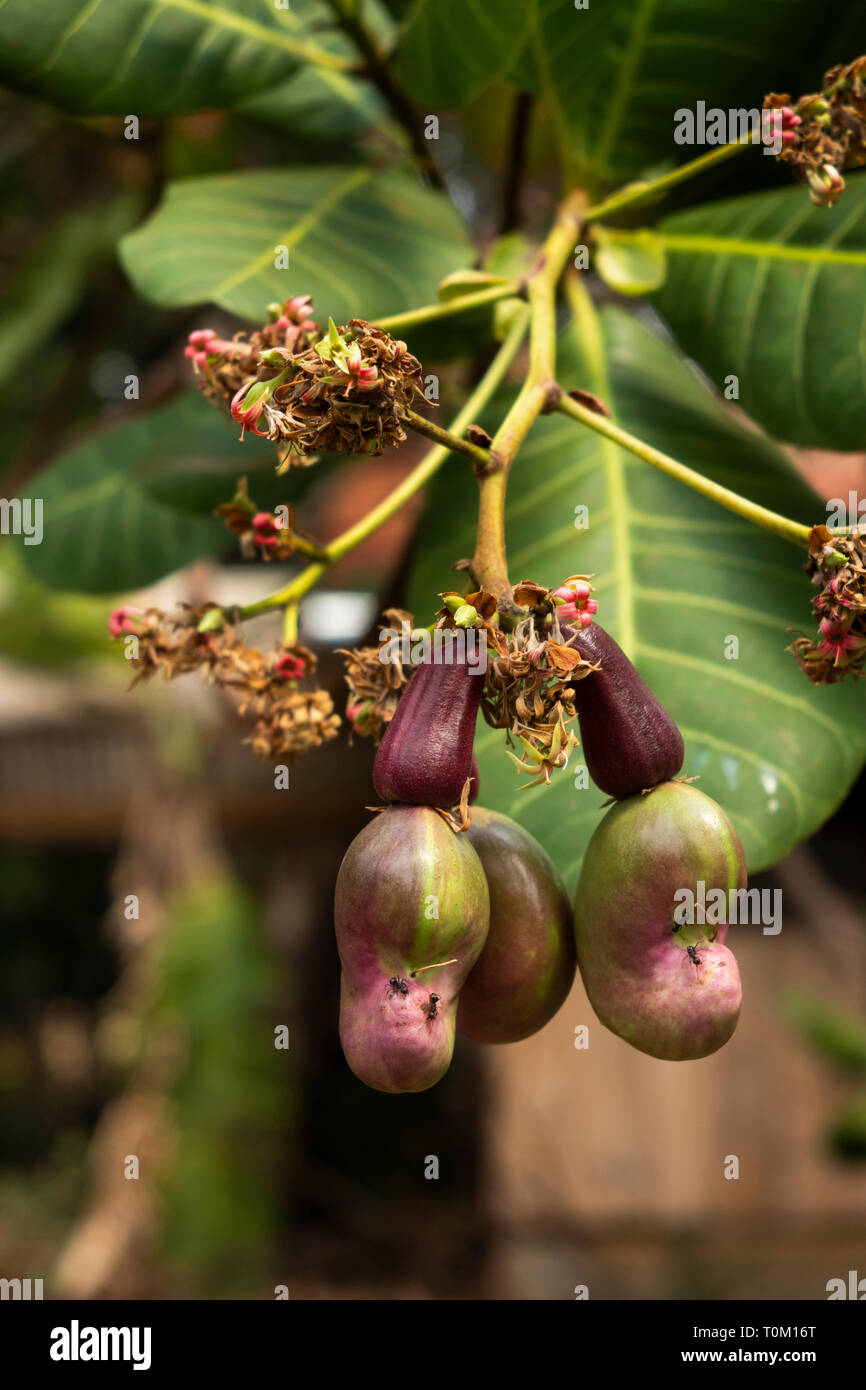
(483, 864), (866, 1298)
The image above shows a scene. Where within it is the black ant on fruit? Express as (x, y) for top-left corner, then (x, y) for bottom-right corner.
(687, 945), (702, 966)
(426, 993), (440, 1021)
(388, 976), (409, 996)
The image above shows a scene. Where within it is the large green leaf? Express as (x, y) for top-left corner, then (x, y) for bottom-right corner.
(395, 0), (532, 107)
(0, 0), (363, 117)
(119, 165), (472, 321)
(233, 0), (396, 141)
(408, 307), (866, 892)
(16, 391), (302, 594)
(651, 174), (866, 450)
(517, 0), (837, 183)
(235, 64), (385, 143)
(0, 195), (139, 390)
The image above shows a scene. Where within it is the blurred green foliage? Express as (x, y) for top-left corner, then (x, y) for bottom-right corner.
(148, 876), (289, 1292)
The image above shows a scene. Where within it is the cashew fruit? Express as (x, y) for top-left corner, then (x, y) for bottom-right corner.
(373, 649), (483, 807)
(458, 808), (576, 1044)
(570, 622), (684, 798)
(574, 781), (745, 1061)
(334, 805), (489, 1092)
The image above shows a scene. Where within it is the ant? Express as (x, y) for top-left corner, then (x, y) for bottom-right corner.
(388, 976), (409, 996)
(686, 945), (702, 967)
(426, 993), (440, 1021)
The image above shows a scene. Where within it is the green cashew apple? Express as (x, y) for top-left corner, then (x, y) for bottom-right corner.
(458, 808), (576, 1044)
(574, 781), (745, 1060)
(334, 805), (489, 1092)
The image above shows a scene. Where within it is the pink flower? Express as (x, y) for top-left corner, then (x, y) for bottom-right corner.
(554, 579), (598, 628)
(252, 512), (289, 551)
(184, 328), (240, 369)
(817, 619), (866, 663)
(273, 652), (306, 681)
(339, 344), (378, 394)
(230, 382), (268, 437)
(108, 606), (143, 639)
(558, 605), (594, 629)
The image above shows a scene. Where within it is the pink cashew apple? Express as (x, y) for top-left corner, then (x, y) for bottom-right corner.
(574, 780), (745, 1060)
(458, 808), (576, 1043)
(335, 805), (489, 1092)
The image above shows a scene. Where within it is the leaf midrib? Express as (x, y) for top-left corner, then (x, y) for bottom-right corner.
(595, 0), (659, 175)
(657, 231), (866, 268)
(210, 165), (372, 299)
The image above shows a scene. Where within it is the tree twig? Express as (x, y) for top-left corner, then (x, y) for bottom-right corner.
(471, 190), (586, 610)
(582, 138), (754, 226)
(553, 386), (814, 549)
(401, 408), (492, 469)
(322, 0), (445, 189)
(501, 91), (534, 233)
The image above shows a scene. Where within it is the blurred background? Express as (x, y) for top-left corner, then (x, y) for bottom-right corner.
(1, 85), (865, 1303)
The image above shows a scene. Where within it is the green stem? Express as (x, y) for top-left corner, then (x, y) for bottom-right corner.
(553, 388), (813, 549)
(582, 138), (754, 226)
(401, 408), (492, 469)
(373, 281), (523, 334)
(231, 307), (531, 627)
(291, 534), (328, 561)
(283, 603), (299, 646)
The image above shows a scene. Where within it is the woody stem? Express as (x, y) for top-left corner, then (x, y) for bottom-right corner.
(471, 190), (586, 611)
(322, 0), (445, 190)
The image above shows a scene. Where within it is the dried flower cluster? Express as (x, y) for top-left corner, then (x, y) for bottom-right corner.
(482, 604), (597, 789)
(338, 607), (413, 742)
(187, 296), (427, 467)
(788, 527), (866, 683)
(341, 579), (599, 788)
(109, 603), (340, 759)
(214, 479), (304, 562)
(766, 55), (866, 206)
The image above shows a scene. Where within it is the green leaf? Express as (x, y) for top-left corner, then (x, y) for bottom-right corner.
(593, 227), (667, 296)
(408, 307), (866, 892)
(395, 0), (532, 107)
(652, 174), (866, 449)
(16, 392), (289, 594)
(0, 0), (354, 116)
(517, 0), (836, 182)
(0, 195), (140, 390)
(234, 63), (385, 143)
(0, 547), (120, 667)
(119, 165), (472, 322)
(233, 0), (396, 141)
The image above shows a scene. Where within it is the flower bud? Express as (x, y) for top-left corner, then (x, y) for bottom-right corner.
(453, 604), (479, 628)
